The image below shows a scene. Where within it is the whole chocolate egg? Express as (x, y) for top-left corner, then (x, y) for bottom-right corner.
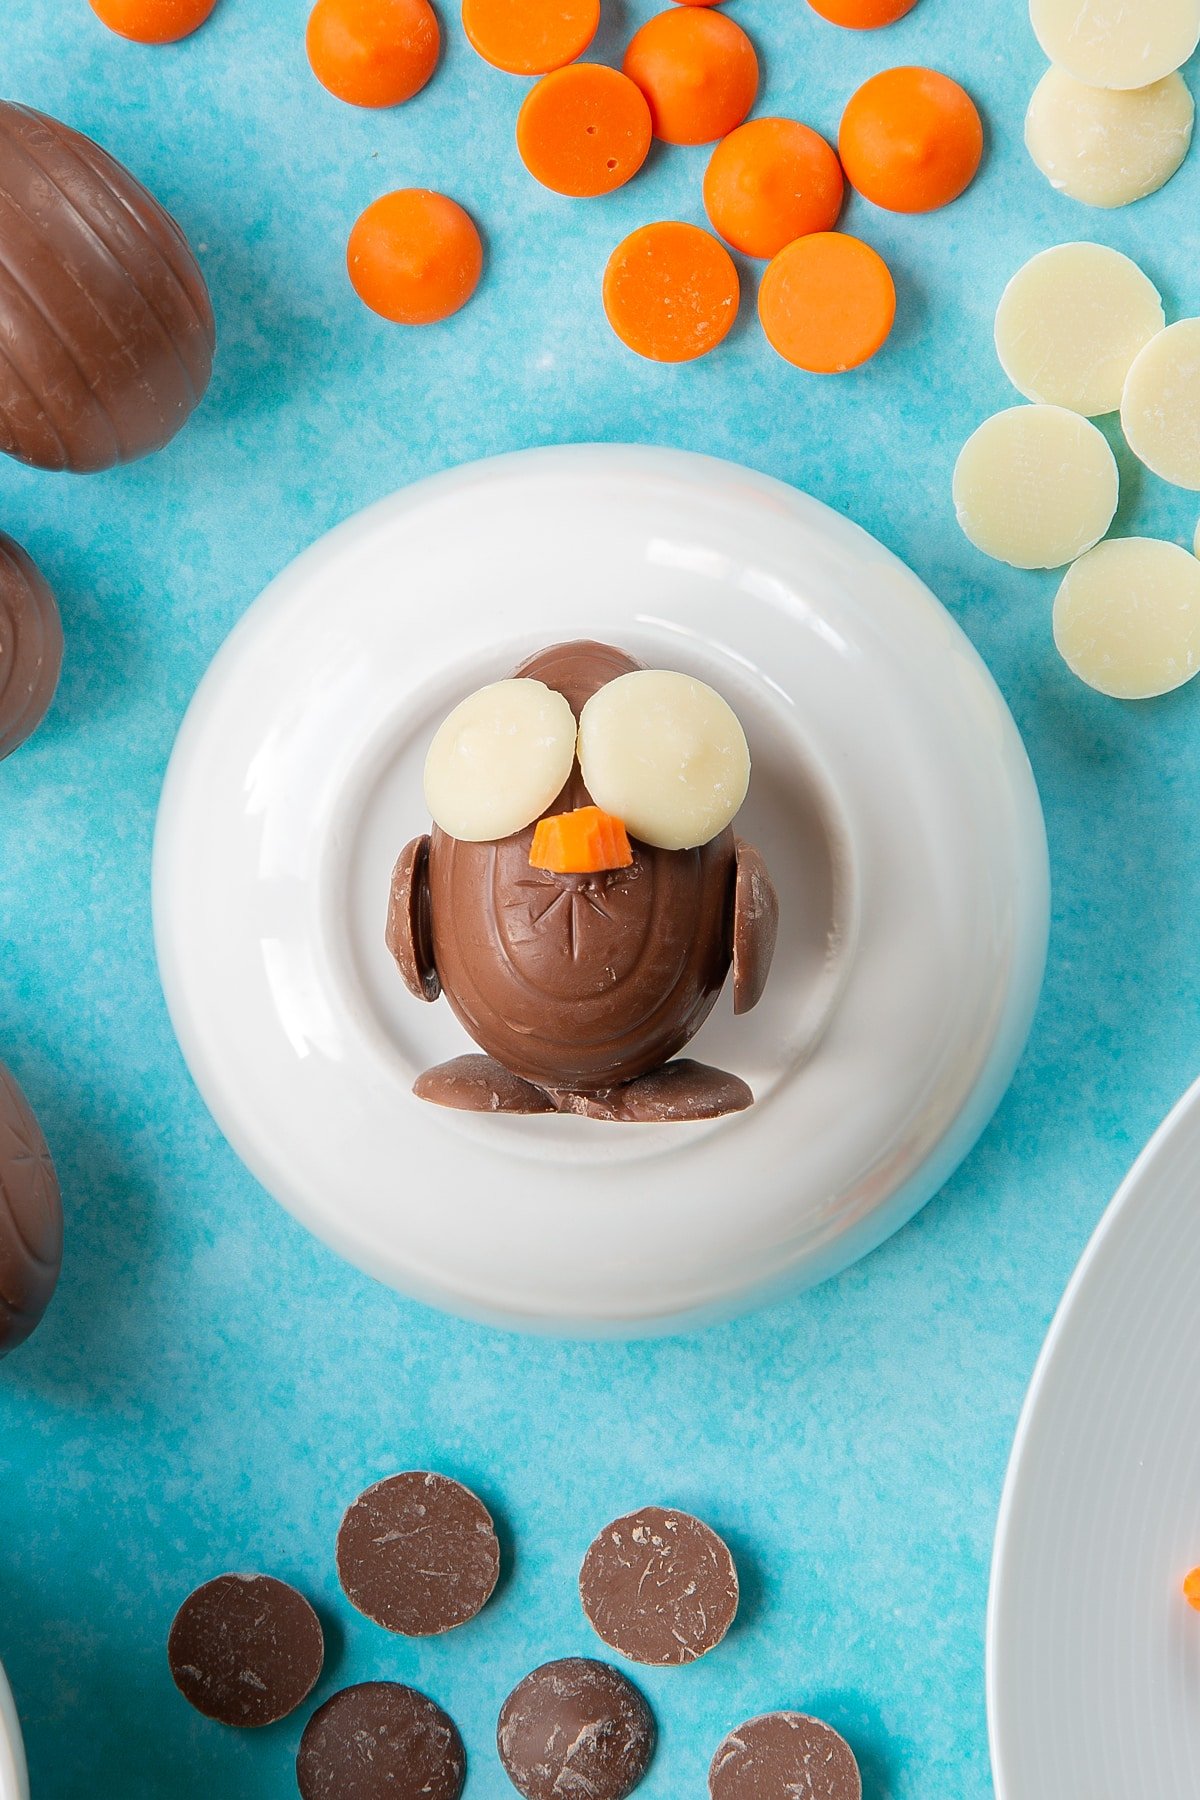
(0, 532), (63, 759)
(388, 641), (779, 1121)
(0, 102), (215, 473)
(0, 1061), (62, 1355)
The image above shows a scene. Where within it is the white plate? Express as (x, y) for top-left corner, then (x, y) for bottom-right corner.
(153, 446), (1049, 1334)
(989, 1078), (1200, 1798)
(0, 1663), (28, 1800)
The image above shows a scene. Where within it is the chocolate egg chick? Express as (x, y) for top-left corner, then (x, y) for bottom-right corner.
(387, 641), (778, 1123)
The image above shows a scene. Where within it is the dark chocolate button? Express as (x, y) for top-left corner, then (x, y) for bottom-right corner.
(297, 1682), (466, 1800)
(0, 102), (214, 473)
(0, 1061), (62, 1356)
(336, 1471), (500, 1635)
(580, 1506), (739, 1665)
(497, 1658), (655, 1800)
(167, 1573), (324, 1728)
(0, 534), (62, 762)
(708, 1713), (862, 1800)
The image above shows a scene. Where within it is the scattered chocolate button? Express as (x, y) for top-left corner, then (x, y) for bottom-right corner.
(497, 1657), (655, 1800)
(0, 102), (215, 474)
(0, 534), (63, 761)
(297, 1682), (466, 1800)
(336, 1470), (500, 1635)
(580, 1505), (739, 1665)
(0, 1061), (62, 1356)
(708, 1712), (862, 1800)
(167, 1573), (324, 1728)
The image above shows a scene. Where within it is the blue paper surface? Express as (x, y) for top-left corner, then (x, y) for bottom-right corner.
(3, 1), (1199, 1794)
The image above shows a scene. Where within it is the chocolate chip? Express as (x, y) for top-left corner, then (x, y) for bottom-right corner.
(497, 1658), (655, 1800)
(167, 1574), (323, 1728)
(297, 1683), (465, 1800)
(708, 1713), (862, 1800)
(336, 1471), (500, 1635)
(579, 1506), (738, 1665)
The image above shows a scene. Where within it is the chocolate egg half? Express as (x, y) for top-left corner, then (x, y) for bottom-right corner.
(0, 103), (215, 473)
(0, 1061), (62, 1355)
(427, 642), (737, 1092)
(0, 533), (63, 759)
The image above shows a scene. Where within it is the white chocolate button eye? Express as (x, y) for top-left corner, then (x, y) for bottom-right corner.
(424, 679), (577, 841)
(577, 669), (751, 851)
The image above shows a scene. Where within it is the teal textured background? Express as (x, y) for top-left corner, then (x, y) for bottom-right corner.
(3, 0), (1199, 1794)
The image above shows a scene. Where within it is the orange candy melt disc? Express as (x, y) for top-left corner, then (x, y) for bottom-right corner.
(87, 0), (218, 42)
(462, 0), (600, 75)
(623, 8), (759, 146)
(604, 221), (739, 363)
(808, 0), (920, 26)
(347, 189), (483, 324)
(1184, 1568), (1200, 1612)
(839, 65), (984, 213)
(758, 231), (896, 373)
(704, 117), (844, 259)
(306, 0), (440, 108)
(518, 65), (653, 197)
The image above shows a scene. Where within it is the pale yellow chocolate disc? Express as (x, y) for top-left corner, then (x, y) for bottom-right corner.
(424, 678), (578, 841)
(1121, 318), (1200, 489)
(1053, 536), (1200, 696)
(577, 669), (751, 851)
(953, 405), (1119, 569)
(1025, 67), (1194, 208)
(995, 244), (1163, 416)
(1029, 0), (1200, 91)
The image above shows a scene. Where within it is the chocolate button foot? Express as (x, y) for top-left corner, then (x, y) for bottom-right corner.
(549, 1060), (753, 1122)
(414, 1056), (556, 1114)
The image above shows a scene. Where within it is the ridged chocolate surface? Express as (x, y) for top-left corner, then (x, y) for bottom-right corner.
(427, 642), (737, 1092)
(0, 531), (62, 759)
(0, 1060), (62, 1355)
(0, 102), (215, 473)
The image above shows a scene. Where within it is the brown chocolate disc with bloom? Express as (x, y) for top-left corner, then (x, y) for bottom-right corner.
(167, 1573), (324, 1727)
(298, 1683), (466, 1800)
(336, 1471), (500, 1634)
(580, 1506), (739, 1665)
(708, 1712), (862, 1800)
(497, 1658), (655, 1800)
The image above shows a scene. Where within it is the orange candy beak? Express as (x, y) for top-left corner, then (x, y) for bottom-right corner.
(529, 806), (633, 874)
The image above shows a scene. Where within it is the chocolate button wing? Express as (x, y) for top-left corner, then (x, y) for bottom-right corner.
(0, 102), (215, 473)
(0, 533), (62, 760)
(0, 1061), (62, 1355)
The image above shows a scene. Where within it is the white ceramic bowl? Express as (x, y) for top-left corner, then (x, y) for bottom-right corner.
(0, 1663), (28, 1800)
(154, 445), (1049, 1335)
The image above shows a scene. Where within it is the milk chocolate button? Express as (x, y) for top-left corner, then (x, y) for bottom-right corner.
(167, 1574), (324, 1728)
(336, 1471), (500, 1635)
(297, 1683), (466, 1800)
(497, 1658), (655, 1800)
(580, 1506), (739, 1665)
(708, 1712), (862, 1800)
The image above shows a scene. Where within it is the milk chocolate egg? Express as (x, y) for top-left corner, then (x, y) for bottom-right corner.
(0, 533), (63, 759)
(426, 642), (738, 1093)
(0, 1061), (62, 1354)
(0, 103), (215, 473)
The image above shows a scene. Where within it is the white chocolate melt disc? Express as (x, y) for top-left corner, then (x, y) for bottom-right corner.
(953, 405), (1119, 569)
(1053, 536), (1200, 696)
(1121, 318), (1200, 489)
(1025, 67), (1194, 209)
(995, 244), (1164, 416)
(423, 677), (577, 841)
(577, 668), (751, 851)
(1029, 0), (1200, 91)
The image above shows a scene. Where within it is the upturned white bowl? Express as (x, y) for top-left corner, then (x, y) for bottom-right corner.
(154, 446), (1049, 1335)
